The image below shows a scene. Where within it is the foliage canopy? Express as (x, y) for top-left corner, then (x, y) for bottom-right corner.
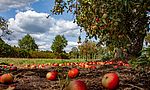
(52, 0), (150, 57)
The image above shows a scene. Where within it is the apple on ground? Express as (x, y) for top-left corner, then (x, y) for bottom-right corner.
(113, 65), (118, 69)
(124, 64), (130, 67)
(30, 65), (36, 69)
(46, 71), (58, 81)
(53, 63), (59, 67)
(68, 68), (79, 79)
(0, 73), (14, 84)
(65, 80), (87, 90)
(3, 65), (7, 68)
(90, 65), (96, 69)
(9, 66), (17, 71)
(9, 64), (13, 66)
(102, 72), (119, 90)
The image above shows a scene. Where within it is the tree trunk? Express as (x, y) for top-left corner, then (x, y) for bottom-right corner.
(127, 14), (147, 58)
(128, 34), (145, 57)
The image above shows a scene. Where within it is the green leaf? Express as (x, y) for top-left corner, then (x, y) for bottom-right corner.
(102, 19), (107, 24)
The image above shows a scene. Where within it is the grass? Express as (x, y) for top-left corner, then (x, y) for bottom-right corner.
(0, 58), (86, 65)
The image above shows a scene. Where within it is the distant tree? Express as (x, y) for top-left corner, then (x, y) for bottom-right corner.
(51, 35), (68, 53)
(70, 47), (79, 59)
(78, 40), (98, 60)
(0, 38), (13, 57)
(18, 34), (38, 51)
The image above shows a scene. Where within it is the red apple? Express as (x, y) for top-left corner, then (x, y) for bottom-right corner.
(65, 80), (87, 90)
(124, 64), (130, 67)
(9, 64), (13, 66)
(102, 72), (119, 89)
(31, 65), (36, 69)
(96, 18), (100, 22)
(113, 65), (118, 69)
(46, 71), (58, 81)
(9, 66), (17, 71)
(52, 63), (59, 67)
(68, 68), (79, 79)
(1, 73), (14, 84)
(3, 65), (7, 68)
(91, 65), (96, 69)
(117, 61), (123, 66)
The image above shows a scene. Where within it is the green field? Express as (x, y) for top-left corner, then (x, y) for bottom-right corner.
(0, 58), (87, 65)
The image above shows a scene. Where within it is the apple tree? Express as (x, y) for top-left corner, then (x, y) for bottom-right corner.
(78, 40), (98, 60)
(51, 0), (150, 57)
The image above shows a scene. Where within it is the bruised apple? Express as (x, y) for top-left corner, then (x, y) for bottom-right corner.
(65, 80), (87, 90)
(68, 68), (79, 79)
(1, 73), (14, 84)
(102, 72), (119, 89)
(46, 71), (58, 80)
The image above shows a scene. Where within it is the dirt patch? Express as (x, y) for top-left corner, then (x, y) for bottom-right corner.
(0, 65), (150, 90)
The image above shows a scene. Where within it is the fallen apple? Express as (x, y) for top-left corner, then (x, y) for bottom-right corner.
(113, 65), (118, 69)
(3, 65), (7, 69)
(1, 73), (14, 84)
(46, 71), (58, 81)
(102, 72), (119, 90)
(68, 68), (79, 79)
(9, 64), (13, 66)
(65, 80), (87, 90)
(9, 66), (17, 71)
(30, 65), (36, 69)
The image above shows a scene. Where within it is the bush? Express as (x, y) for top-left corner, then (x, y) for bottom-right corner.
(29, 51), (55, 58)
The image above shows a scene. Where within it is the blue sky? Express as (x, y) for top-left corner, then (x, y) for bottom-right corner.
(0, 0), (88, 52)
(0, 0), (74, 20)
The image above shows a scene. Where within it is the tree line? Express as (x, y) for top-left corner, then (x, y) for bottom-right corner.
(0, 33), (118, 60)
(0, 34), (68, 58)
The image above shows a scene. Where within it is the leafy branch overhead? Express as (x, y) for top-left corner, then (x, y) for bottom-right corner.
(0, 17), (11, 37)
(52, 0), (150, 57)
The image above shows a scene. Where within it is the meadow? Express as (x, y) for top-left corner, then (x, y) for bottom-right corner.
(0, 58), (86, 65)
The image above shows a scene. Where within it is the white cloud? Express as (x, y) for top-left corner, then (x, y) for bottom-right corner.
(0, 0), (38, 12)
(7, 10), (80, 52)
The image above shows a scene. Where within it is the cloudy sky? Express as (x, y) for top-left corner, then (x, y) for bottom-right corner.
(0, 0), (91, 52)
